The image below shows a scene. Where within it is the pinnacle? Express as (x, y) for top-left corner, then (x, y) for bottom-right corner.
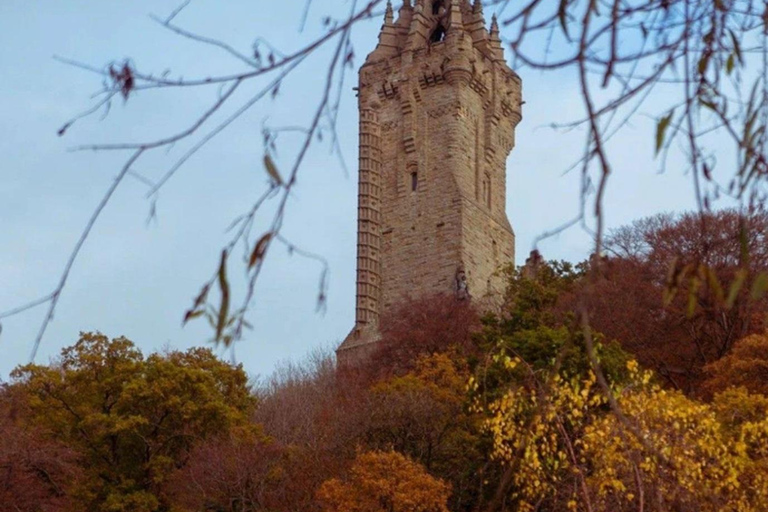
(385, 1), (394, 24)
(490, 13), (499, 34)
(448, 0), (463, 23)
(448, 0), (461, 17)
(473, 0), (483, 13)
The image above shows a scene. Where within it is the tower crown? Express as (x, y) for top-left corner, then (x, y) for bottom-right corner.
(367, 0), (510, 66)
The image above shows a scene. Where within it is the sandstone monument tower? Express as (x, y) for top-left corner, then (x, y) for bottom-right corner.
(337, 0), (522, 362)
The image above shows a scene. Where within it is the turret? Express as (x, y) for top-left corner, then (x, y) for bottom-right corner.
(366, 1), (400, 62)
(443, 0), (472, 84)
(489, 14), (504, 61)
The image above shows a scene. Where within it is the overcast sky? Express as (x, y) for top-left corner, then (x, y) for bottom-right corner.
(0, 0), (703, 380)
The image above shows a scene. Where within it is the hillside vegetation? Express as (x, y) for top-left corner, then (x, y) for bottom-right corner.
(3, 210), (768, 512)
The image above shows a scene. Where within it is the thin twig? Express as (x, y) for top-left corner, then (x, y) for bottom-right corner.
(29, 149), (144, 361)
(149, 14), (259, 68)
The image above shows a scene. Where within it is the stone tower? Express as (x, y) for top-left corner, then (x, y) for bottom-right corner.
(337, 0), (522, 362)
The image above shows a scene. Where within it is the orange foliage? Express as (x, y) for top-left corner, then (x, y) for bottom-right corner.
(704, 331), (768, 396)
(317, 451), (451, 512)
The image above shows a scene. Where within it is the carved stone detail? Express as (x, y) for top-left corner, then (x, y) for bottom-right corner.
(339, 0), (523, 365)
(354, 108), (382, 328)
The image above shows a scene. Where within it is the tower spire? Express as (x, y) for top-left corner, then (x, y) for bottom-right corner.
(385, 0), (394, 25)
(473, 0), (483, 13)
(490, 13), (499, 35)
(489, 13), (504, 60)
(405, 0), (427, 52)
(364, 0), (400, 62)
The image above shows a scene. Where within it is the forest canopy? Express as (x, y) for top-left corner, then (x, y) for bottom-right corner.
(3, 209), (768, 512)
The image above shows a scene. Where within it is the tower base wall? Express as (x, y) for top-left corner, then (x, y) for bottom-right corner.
(336, 325), (381, 367)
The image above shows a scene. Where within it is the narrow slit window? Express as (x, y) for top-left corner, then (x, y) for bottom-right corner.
(411, 171), (418, 192)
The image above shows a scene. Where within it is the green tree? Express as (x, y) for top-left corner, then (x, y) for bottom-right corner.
(11, 332), (256, 512)
(473, 260), (629, 399)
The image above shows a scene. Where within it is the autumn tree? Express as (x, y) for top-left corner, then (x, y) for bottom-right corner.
(591, 210), (768, 391)
(367, 353), (484, 511)
(704, 330), (768, 395)
(253, 349), (375, 511)
(476, 256), (768, 510)
(581, 370), (768, 511)
(316, 450), (451, 512)
(0, 387), (80, 512)
(445, 258), (619, 511)
(479, 353), (768, 511)
(166, 433), (289, 512)
(473, 259), (629, 396)
(711, 386), (768, 435)
(10, 332), (255, 512)
(370, 294), (481, 379)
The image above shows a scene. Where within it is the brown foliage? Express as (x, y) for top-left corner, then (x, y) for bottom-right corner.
(588, 210), (768, 393)
(254, 346), (488, 512)
(252, 349), (374, 511)
(0, 388), (80, 512)
(371, 294), (481, 379)
(167, 434), (289, 512)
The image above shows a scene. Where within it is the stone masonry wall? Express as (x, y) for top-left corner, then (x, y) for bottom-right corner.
(338, 0), (522, 360)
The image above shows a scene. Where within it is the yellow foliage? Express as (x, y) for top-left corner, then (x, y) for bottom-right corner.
(477, 357), (606, 510)
(480, 357), (768, 511)
(10, 333), (256, 512)
(372, 352), (468, 407)
(583, 387), (748, 510)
